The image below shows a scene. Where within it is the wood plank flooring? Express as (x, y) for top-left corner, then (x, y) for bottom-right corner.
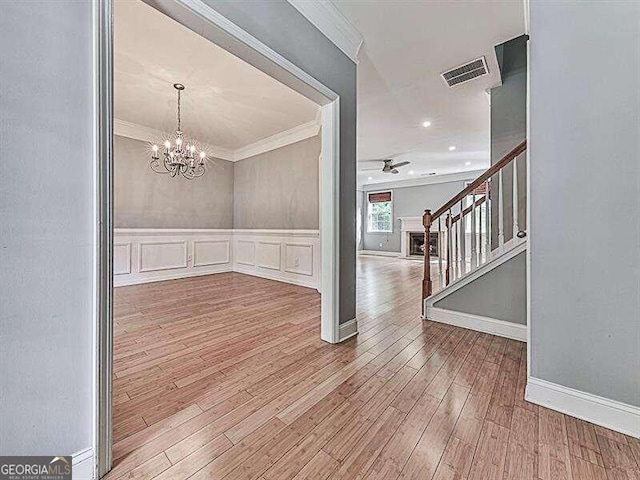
(108, 256), (640, 480)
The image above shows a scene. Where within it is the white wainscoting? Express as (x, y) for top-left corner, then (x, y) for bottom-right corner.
(114, 228), (320, 290)
(233, 229), (320, 290)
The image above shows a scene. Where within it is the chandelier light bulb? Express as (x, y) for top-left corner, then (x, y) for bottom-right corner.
(164, 140), (171, 149)
(152, 144), (158, 153)
(190, 145), (196, 153)
(199, 151), (206, 159)
(176, 137), (182, 146)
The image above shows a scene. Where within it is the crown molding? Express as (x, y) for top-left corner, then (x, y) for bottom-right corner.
(233, 118), (321, 161)
(360, 169), (486, 191)
(114, 117), (321, 162)
(113, 118), (235, 161)
(287, 0), (364, 64)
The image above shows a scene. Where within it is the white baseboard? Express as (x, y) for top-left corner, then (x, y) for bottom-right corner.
(425, 306), (527, 342)
(72, 447), (95, 480)
(358, 250), (400, 257)
(114, 264), (232, 287)
(338, 318), (358, 341)
(233, 264), (318, 290)
(526, 377), (640, 439)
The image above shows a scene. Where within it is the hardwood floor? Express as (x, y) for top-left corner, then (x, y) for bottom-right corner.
(108, 256), (639, 480)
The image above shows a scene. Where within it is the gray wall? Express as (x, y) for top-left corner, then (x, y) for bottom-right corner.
(530, 1), (640, 406)
(115, 135), (234, 228)
(363, 179), (474, 252)
(205, 0), (357, 323)
(0, 1), (94, 454)
(491, 35), (527, 245)
(434, 252), (526, 325)
(234, 136), (320, 229)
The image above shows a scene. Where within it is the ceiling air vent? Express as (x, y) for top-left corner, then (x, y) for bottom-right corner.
(441, 57), (489, 87)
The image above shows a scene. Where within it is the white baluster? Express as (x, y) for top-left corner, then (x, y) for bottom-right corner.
(459, 200), (466, 275)
(498, 169), (505, 252)
(471, 192), (477, 270)
(512, 156), (519, 241)
(438, 216), (443, 287)
(485, 180), (491, 262)
(446, 210), (453, 286)
(478, 195), (483, 265)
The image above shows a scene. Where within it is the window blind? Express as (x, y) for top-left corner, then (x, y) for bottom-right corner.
(368, 191), (391, 203)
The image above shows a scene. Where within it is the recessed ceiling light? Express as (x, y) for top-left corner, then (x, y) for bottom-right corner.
(422, 121), (431, 128)
(449, 146), (456, 151)
(367, 176), (373, 181)
(408, 170), (415, 175)
(465, 161), (471, 166)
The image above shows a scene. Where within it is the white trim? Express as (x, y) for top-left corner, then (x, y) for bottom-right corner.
(286, 0), (363, 64)
(526, 31), (532, 380)
(115, 116), (322, 163)
(138, 240), (188, 273)
(360, 169), (484, 191)
(115, 228), (318, 237)
(114, 228), (321, 289)
(73, 447), (95, 480)
(233, 118), (321, 161)
(426, 306), (527, 342)
(114, 118), (235, 161)
(338, 318), (358, 341)
(526, 377), (640, 439)
(358, 250), (400, 258)
(425, 240), (527, 307)
(320, 100), (341, 343)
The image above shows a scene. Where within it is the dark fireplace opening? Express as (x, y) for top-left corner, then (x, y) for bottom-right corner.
(409, 232), (439, 257)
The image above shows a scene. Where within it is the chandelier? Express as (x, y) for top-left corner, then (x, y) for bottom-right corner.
(150, 83), (206, 179)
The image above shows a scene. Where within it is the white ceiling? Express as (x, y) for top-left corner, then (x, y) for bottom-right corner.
(114, 0), (318, 150)
(331, 0), (525, 185)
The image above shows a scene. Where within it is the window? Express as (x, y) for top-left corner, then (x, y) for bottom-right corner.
(367, 191), (393, 233)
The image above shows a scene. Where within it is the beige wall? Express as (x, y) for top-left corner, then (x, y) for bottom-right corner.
(114, 135), (234, 228)
(115, 134), (320, 230)
(233, 136), (320, 229)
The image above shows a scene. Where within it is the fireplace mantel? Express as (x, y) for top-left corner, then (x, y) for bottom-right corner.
(398, 216), (445, 258)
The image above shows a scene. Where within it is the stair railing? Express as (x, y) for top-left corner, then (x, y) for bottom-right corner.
(422, 141), (527, 308)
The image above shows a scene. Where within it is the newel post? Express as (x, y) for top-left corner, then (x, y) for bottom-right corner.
(422, 209), (432, 317)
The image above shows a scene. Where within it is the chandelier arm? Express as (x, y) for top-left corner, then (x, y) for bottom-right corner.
(150, 158), (171, 174)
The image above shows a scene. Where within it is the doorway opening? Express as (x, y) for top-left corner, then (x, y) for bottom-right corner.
(95, 0), (341, 475)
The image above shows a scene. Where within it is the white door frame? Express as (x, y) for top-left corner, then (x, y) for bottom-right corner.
(94, 0), (342, 476)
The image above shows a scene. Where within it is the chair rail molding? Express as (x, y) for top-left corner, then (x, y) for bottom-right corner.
(286, 0), (363, 64)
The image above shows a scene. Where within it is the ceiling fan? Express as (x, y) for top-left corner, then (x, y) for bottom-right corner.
(360, 159), (411, 174)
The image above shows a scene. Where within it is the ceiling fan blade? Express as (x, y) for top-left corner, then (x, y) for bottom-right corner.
(391, 169), (399, 174)
(390, 161), (410, 169)
(360, 167), (381, 172)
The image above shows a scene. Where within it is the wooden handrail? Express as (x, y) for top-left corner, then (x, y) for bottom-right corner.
(431, 140), (526, 221)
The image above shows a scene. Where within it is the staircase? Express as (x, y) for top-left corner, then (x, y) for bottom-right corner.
(421, 141), (528, 339)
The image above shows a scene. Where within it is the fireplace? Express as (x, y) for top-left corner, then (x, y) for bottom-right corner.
(408, 232), (439, 257)
(399, 217), (444, 259)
